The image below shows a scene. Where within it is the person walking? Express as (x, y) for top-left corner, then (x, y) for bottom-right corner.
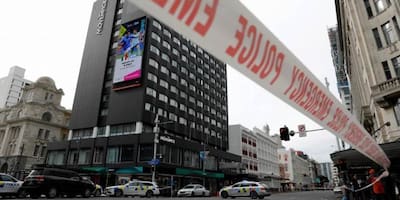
(368, 169), (385, 200)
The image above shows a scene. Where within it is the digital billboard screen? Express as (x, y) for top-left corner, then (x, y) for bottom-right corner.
(113, 16), (146, 88)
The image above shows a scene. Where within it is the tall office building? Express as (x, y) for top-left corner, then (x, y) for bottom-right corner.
(0, 66), (32, 108)
(47, 0), (239, 192)
(335, 0), (400, 143)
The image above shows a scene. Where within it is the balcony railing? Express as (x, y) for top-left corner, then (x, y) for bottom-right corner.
(371, 77), (400, 108)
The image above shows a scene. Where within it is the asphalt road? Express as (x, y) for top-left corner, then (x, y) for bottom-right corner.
(6, 190), (338, 200)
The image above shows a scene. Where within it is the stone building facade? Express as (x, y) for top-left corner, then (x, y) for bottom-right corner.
(0, 77), (71, 179)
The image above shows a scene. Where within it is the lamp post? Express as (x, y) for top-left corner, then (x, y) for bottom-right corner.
(372, 122), (390, 142)
(152, 114), (173, 183)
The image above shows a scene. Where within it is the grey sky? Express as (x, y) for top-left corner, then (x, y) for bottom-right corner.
(0, 0), (339, 162)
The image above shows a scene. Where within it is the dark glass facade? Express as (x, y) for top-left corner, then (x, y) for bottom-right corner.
(47, 0), (239, 193)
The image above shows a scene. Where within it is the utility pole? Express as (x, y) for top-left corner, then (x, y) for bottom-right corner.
(152, 114), (173, 183)
(152, 114), (160, 183)
(325, 77), (341, 151)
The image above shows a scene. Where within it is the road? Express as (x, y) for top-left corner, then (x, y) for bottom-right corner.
(10, 191), (338, 200)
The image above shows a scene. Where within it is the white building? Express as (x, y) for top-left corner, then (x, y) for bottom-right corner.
(319, 162), (334, 185)
(278, 148), (312, 190)
(228, 125), (280, 190)
(0, 77), (71, 179)
(0, 66), (32, 108)
(228, 125), (258, 175)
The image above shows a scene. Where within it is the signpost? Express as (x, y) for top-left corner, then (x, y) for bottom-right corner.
(298, 124), (306, 137)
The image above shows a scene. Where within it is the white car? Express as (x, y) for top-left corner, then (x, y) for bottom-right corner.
(219, 181), (271, 199)
(105, 180), (160, 197)
(0, 173), (24, 198)
(177, 184), (210, 197)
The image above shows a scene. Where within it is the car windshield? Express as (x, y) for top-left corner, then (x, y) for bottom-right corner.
(184, 185), (195, 189)
(29, 169), (44, 175)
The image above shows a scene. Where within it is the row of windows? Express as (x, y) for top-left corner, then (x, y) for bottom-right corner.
(372, 16), (400, 49)
(382, 55), (400, 80)
(151, 19), (226, 74)
(47, 144), (217, 170)
(363, 0), (391, 18)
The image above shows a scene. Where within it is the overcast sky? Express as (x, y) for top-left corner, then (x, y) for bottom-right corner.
(0, 0), (340, 162)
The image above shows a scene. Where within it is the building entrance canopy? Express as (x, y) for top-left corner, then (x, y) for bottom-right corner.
(128, 0), (390, 169)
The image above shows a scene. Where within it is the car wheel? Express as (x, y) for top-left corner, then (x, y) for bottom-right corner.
(47, 187), (58, 198)
(115, 189), (123, 197)
(202, 191), (205, 196)
(17, 189), (27, 198)
(94, 189), (102, 197)
(146, 190), (153, 198)
(83, 188), (92, 198)
(30, 193), (40, 199)
(221, 191), (228, 199)
(250, 191), (258, 199)
(191, 191), (195, 197)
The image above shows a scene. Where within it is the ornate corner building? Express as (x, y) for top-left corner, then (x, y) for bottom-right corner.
(0, 77), (71, 179)
(334, 0), (400, 143)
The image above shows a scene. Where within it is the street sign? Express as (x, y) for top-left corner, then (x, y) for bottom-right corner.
(298, 124), (306, 137)
(199, 151), (209, 160)
(148, 159), (160, 166)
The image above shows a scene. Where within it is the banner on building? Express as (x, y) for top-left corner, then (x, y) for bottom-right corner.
(129, 0), (390, 169)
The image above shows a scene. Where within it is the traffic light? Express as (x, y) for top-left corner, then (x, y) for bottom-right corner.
(280, 126), (290, 141)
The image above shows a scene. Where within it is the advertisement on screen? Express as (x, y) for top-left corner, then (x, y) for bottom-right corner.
(113, 17), (146, 85)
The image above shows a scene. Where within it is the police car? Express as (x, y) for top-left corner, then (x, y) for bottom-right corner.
(0, 173), (24, 198)
(219, 180), (271, 199)
(105, 180), (160, 197)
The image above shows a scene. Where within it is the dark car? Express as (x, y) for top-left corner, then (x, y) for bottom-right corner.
(19, 167), (95, 199)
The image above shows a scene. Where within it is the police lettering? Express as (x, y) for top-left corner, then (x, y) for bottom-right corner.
(152, 0), (218, 36)
(225, 15), (285, 85)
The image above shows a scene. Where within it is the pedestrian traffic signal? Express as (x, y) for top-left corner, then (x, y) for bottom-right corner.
(280, 126), (290, 141)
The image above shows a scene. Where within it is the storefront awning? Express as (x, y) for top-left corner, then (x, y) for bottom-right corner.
(115, 166), (143, 175)
(176, 168), (224, 179)
(80, 166), (108, 173)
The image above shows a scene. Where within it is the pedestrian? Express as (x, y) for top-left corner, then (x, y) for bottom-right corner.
(351, 174), (362, 200)
(368, 169), (385, 200)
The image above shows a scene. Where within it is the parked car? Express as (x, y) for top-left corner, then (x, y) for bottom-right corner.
(219, 180), (271, 199)
(177, 184), (210, 197)
(19, 167), (96, 198)
(0, 173), (24, 198)
(105, 180), (160, 197)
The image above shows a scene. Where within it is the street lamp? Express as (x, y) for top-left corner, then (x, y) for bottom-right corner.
(152, 114), (173, 183)
(372, 122), (390, 141)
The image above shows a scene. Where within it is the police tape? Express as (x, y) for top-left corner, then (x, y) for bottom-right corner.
(341, 171), (389, 193)
(129, 0), (390, 169)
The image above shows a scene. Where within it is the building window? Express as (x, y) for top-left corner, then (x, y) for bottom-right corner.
(374, 0), (386, 13)
(106, 147), (119, 164)
(382, 61), (392, 80)
(169, 113), (178, 122)
(173, 36), (180, 45)
(172, 48), (179, 57)
(163, 29), (171, 38)
(180, 67), (188, 75)
(160, 65), (169, 75)
(162, 40), (171, 50)
(394, 98), (400, 126)
(171, 72), (178, 81)
(382, 21), (396, 45)
(150, 45), (160, 56)
(372, 28), (383, 49)
(47, 151), (65, 165)
(179, 104), (187, 112)
(159, 94), (168, 103)
(33, 145), (40, 156)
(170, 99), (178, 107)
(41, 112), (52, 122)
(161, 53), (170, 63)
(139, 145), (153, 161)
(120, 146), (135, 162)
(146, 87), (157, 98)
(170, 85), (178, 94)
(149, 58), (159, 69)
(160, 79), (169, 89)
(151, 32), (161, 43)
(93, 147), (104, 164)
(152, 20), (162, 31)
(393, 17), (400, 41)
(391, 56), (400, 77)
(180, 91), (187, 99)
(147, 72), (158, 83)
(180, 79), (188, 87)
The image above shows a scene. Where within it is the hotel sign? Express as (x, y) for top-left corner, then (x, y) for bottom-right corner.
(96, 0), (108, 35)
